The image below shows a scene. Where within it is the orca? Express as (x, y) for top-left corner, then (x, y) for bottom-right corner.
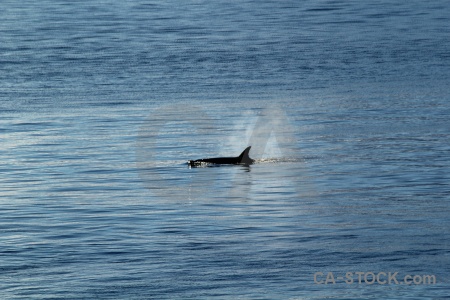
(188, 146), (254, 167)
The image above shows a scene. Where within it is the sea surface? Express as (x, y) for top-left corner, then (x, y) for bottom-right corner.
(1, 0), (449, 299)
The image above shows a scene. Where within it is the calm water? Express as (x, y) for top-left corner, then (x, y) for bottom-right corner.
(1, 0), (449, 299)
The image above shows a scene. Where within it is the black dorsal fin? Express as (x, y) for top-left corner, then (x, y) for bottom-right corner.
(237, 146), (253, 165)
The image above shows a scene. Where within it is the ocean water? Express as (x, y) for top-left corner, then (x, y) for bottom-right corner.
(1, 0), (449, 299)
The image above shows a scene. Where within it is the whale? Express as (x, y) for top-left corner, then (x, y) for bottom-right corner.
(188, 146), (254, 167)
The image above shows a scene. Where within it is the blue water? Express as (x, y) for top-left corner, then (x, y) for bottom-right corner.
(1, 0), (449, 299)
